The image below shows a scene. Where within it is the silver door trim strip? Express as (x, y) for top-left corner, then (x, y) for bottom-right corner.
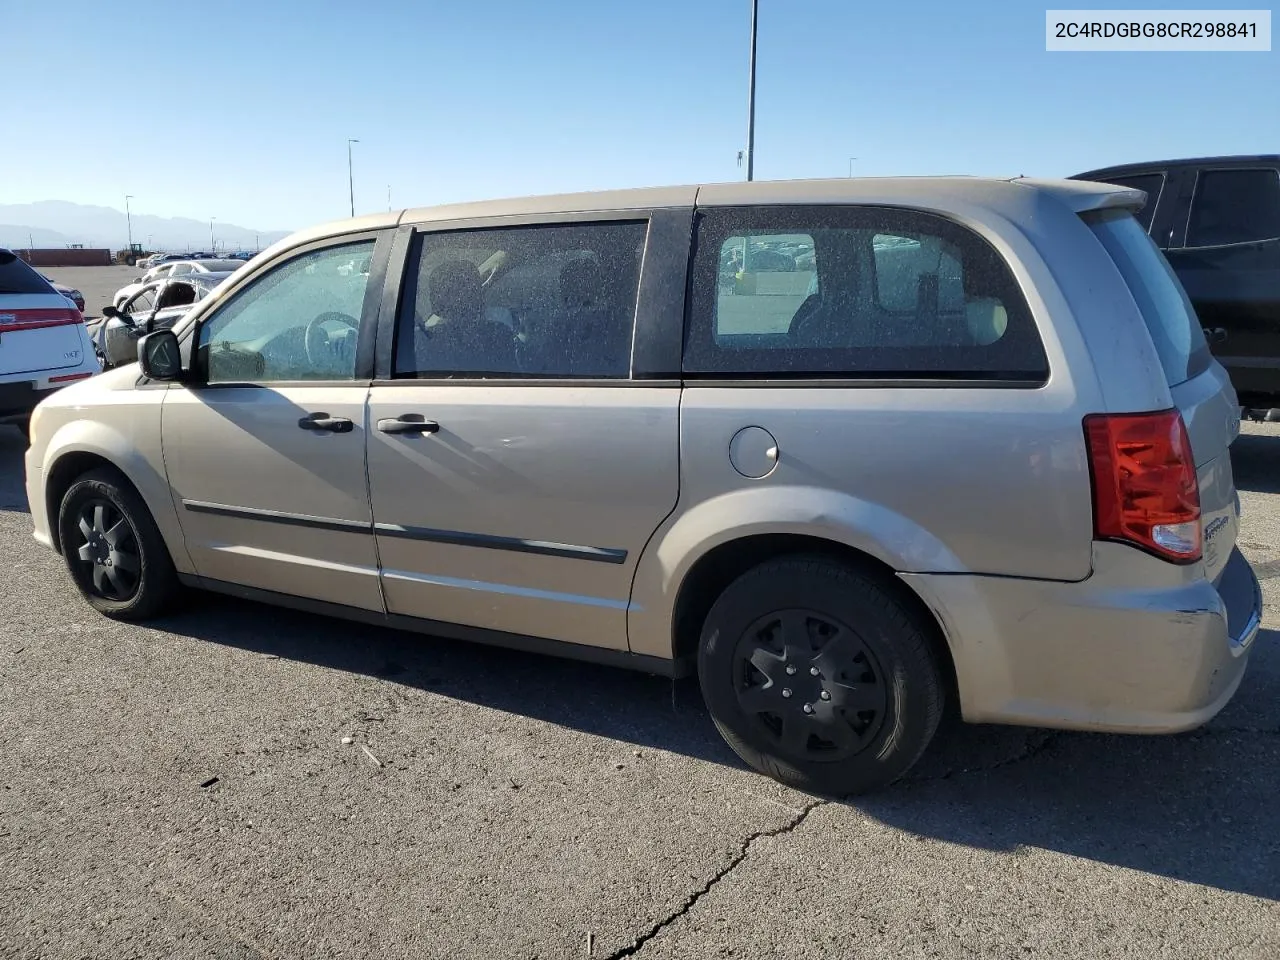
(182, 499), (372, 533)
(181, 499), (628, 565)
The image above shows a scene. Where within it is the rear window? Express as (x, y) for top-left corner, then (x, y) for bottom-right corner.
(684, 205), (1048, 382)
(1087, 209), (1210, 386)
(0, 250), (55, 295)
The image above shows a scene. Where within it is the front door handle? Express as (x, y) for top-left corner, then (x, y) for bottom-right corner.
(377, 416), (440, 435)
(1203, 326), (1228, 344)
(298, 413), (354, 433)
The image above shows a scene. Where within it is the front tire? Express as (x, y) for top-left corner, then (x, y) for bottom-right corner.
(698, 556), (944, 796)
(57, 468), (178, 620)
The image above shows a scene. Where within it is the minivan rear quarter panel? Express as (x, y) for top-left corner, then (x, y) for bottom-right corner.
(629, 183), (1133, 661)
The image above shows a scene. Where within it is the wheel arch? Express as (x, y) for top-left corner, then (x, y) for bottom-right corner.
(37, 420), (192, 574)
(45, 451), (127, 554)
(667, 533), (959, 712)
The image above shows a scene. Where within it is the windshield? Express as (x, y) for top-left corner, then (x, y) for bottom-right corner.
(1086, 209), (1211, 386)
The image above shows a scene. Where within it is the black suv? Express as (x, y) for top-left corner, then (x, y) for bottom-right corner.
(1071, 155), (1280, 412)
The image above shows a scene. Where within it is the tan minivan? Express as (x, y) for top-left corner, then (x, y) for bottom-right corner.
(24, 177), (1262, 794)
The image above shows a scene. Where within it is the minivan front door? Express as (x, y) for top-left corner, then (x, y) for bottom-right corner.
(365, 216), (683, 651)
(163, 236), (385, 611)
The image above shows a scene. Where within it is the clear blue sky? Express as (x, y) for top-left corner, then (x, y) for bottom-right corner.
(2, 0), (1276, 232)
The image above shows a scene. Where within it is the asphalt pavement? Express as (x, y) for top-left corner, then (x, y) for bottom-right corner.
(1, 419), (1277, 959)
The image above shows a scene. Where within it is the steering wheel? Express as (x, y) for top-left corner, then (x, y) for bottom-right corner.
(304, 311), (360, 368)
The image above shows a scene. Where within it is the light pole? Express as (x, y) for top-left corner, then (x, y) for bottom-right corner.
(387, 184), (392, 212)
(347, 138), (360, 217)
(848, 157), (857, 178)
(125, 195), (134, 249)
(745, 0), (758, 182)
(210, 217), (216, 252)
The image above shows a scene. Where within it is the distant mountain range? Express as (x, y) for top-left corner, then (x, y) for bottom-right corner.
(0, 201), (292, 253)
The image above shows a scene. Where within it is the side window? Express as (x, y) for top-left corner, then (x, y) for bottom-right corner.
(197, 239), (376, 383)
(1106, 174), (1165, 232)
(1186, 169), (1280, 247)
(872, 233), (965, 315)
(686, 205), (1047, 381)
(394, 220), (647, 379)
(125, 288), (156, 315)
(716, 234), (816, 334)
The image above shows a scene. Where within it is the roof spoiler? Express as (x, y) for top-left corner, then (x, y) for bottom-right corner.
(1011, 177), (1147, 214)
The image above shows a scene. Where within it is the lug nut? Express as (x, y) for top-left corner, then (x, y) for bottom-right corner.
(810, 667), (820, 676)
(785, 665), (797, 675)
(781, 688), (792, 698)
(802, 703), (814, 715)
(820, 691), (831, 701)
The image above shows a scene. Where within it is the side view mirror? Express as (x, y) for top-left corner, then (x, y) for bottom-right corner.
(101, 304), (120, 319)
(138, 330), (183, 381)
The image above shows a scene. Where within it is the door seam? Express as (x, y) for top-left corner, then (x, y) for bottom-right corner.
(360, 383), (390, 615)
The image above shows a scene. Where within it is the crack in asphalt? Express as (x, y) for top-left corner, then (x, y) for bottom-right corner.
(602, 799), (828, 959)
(904, 731), (1060, 785)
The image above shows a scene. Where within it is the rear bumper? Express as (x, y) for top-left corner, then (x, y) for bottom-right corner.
(903, 542), (1261, 733)
(0, 379), (61, 420)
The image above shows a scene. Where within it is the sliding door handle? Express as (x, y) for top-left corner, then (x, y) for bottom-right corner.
(298, 414), (353, 433)
(377, 416), (440, 435)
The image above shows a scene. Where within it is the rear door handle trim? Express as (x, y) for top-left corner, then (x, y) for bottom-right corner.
(377, 417), (440, 435)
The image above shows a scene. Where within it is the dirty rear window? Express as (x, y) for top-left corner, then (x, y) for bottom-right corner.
(1086, 210), (1210, 386)
(0, 250), (55, 295)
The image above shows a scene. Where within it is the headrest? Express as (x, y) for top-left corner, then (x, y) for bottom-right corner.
(966, 297), (1009, 346)
(429, 260), (483, 322)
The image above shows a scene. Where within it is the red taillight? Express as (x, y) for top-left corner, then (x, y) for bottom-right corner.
(1084, 409), (1201, 564)
(48, 372), (93, 384)
(0, 307), (83, 332)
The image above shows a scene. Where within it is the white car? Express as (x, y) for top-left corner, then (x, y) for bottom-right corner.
(112, 259), (245, 309)
(0, 249), (100, 437)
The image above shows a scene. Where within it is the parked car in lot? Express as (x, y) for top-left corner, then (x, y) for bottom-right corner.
(112, 259), (245, 310)
(24, 178), (1261, 794)
(0, 249), (99, 436)
(1071, 155), (1280, 412)
(92, 272), (233, 369)
(36, 273), (86, 314)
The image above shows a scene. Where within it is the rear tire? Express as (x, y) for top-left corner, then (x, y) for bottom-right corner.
(57, 468), (179, 620)
(697, 556), (944, 796)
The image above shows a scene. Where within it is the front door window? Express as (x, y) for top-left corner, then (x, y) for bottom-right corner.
(196, 240), (376, 382)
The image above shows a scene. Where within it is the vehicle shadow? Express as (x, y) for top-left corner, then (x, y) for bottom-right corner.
(1233, 429), (1280, 494)
(154, 592), (1280, 902)
(0, 427), (31, 513)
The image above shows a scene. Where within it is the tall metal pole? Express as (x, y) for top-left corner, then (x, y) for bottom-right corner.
(848, 157), (857, 177)
(387, 184), (392, 212)
(347, 139), (360, 217)
(125, 195), (134, 249)
(210, 217), (216, 251)
(745, 0), (758, 181)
